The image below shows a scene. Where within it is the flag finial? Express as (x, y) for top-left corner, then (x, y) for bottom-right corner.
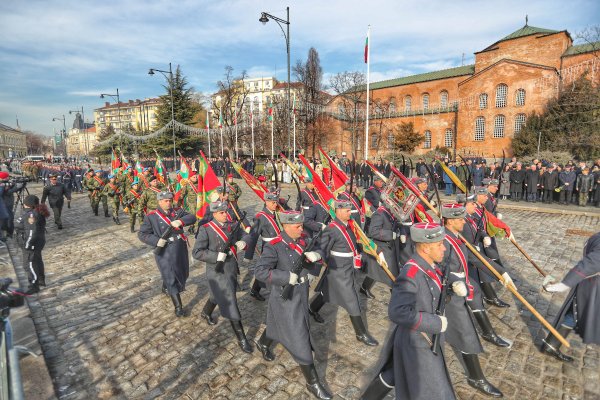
(525, 15), (528, 26)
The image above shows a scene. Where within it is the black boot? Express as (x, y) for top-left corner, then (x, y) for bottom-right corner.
(481, 282), (510, 308)
(462, 353), (503, 397)
(130, 225), (135, 233)
(360, 277), (376, 299)
(360, 374), (392, 400)
(300, 364), (333, 400)
(350, 316), (379, 346)
(472, 310), (511, 347)
(94, 208), (99, 216)
(309, 293), (325, 323)
(170, 294), (186, 317)
(201, 300), (217, 325)
(25, 283), (40, 295)
(38, 277), (46, 287)
(255, 330), (275, 361)
(249, 280), (265, 301)
(230, 320), (253, 353)
(541, 325), (574, 362)
(114, 216), (121, 225)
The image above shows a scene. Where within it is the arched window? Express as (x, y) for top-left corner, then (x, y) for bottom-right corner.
(495, 84), (508, 108)
(514, 114), (527, 134)
(479, 93), (488, 109)
(423, 130), (432, 148)
(440, 90), (448, 108)
(404, 95), (412, 112)
(515, 89), (526, 106)
(387, 131), (395, 149)
(493, 115), (505, 138)
(475, 117), (485, 141)
(422, 93), (430, 110)
(444, 129), (453, 148)
(389, 97), (397, 114)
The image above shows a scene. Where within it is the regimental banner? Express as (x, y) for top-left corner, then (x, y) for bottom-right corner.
(380, 175), (420, 221)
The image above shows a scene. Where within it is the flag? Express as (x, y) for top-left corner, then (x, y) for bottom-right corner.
(280, 153), (305, 182)
(111, 148), (120, 175)
(267, 101), (273, 122)
(196, 151), (220, 219)
(364, 30), (369, 63)
(436, 159), (466, 193)
(174, 155), (190, 202)
(484, 208), (512, 239)
(120, 152), (130, 170)
(231, 161), (268, 201)
(205, 111), (210, 130)
(292, 93), (297, 115)
(218, 109), (223, 129)
(298, 154), (336, 218)
(319, 148), (349, 191)
(154, 151), (168, 185)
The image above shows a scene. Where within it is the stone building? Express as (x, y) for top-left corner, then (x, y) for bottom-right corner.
(321, 23), (599, 159)
(0, 123), (27, 158)
(66, 113), (97, 158)
(94, 98), (161, 135)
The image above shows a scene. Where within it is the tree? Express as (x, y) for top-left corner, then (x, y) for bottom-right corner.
(329, 71), (366, 159)
(392, 122), (424, 153)
(24, 131), (52, 155)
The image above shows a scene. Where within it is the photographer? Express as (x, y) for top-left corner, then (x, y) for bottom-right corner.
(0, 173), (27, 239)
(41, 173), (71, 230)
(15, 195), (49, 294)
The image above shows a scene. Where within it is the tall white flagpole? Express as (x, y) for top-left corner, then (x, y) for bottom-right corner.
(207, 109), (211, 159)
(364, 25), (371, 161)
(293, 93), (296, 158)
(270, 108), (274, 160)
(250, 102), (255, 159)
(234, 113), (238, 160)
(219, 109), (224, 157)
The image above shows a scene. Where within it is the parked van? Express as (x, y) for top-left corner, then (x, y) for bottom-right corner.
(23, 155), (44, 162)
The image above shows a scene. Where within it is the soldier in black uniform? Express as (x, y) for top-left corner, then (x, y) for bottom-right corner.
(309, 200), (379, 346)
(41, 173), (71, 229)
(138, 191), (197, 317)
(541, 231), (600, 362)
(254, 211), (332, 400)
(364, 175), (384, 231)
(192, 201), (252, 353)
(14, 195), (49, 294)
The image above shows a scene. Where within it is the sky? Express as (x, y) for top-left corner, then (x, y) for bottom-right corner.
(0, 0), (598, 137)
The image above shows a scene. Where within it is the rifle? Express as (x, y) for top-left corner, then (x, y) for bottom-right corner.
(280, 229), (325, 301)
(153, 208), (186, 256)
(215, 216), (246, 273)
(431, 260), (451, 355)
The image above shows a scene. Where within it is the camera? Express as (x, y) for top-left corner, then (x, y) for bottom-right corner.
(0, 278), (25, 317)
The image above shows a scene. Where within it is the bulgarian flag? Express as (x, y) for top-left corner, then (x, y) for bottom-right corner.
(153, 151), (168, 185)
(120, 151), (130, 170)
(205, 111), (210, 130)
(231, 161), (268, 201)
(111, 148), (120, 175)
(484, 208), (512, 239)
(196, 151), (220, 219)
(174, 155), (190, 202)
(364, 28), (369, 63)
(218, 109), (223, 129)
(134, 160), (144, 177)
(267, 101), (274, 122)
(319, 147), (348, 191)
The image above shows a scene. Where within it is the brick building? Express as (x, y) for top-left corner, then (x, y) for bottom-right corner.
(322, 23), (599, 159)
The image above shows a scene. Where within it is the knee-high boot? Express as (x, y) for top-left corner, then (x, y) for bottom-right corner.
(472, 310), (510, 347)
(309, 292), (325, 323)
(462, 353), (503, 397)
(255, 330), (275, 361)
(359, 374), (393, 400)
(300, 364), (333, 400)
(481, 282), (510, 308)
(360, 277), (376, 299)
(249, 279), (265, 301)
(350, 315), (379, 346)
(201, 299), (217, 325)
(230, 320), (253, 353)
(541, 324), (573, 362)
(170, 293), (186, 317)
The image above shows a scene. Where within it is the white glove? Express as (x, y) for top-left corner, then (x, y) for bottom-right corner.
(243, 257), (252, 264)
(305, 251), (321, 262)
(439, 316), (448, 332)
(392, 232), (398, 240)
(496, 213), (503, 220)
(157, 238), (167, 247)
(235, 240), (246, 252)
(400, 234), (407, 244)
(501, 272), (514, 288)
(542, 275), (558, 287)
(217, 252), (227, 262)
(307, 274), (317, 284)
(377, 252), (387, 266)
(452, 281), (468, 297)
(170, 219), (183, 228)
(320, 223), (326, 231)
(483, 236), (492, 247)
(289, 272), (299, 285)
(244, 226), (251, 234)
(544, 282), (570, 293)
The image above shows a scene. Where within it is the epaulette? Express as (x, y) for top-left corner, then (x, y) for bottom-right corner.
(406, 265), (418, 279)
(270, 236), (283, 245)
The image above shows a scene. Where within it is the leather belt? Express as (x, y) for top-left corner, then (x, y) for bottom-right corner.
(330, 251), (354, 258)
(261, 236), (275, 242)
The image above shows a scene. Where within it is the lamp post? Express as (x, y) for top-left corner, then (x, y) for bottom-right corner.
(149, 63), (177, 170)
(100, 89), (122, 151)
(69, 106), (89, 159)
(52, 115), (67, 157)
(259, 6), (291, 156)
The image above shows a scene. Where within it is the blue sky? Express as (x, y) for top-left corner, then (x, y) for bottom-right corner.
(0, 0), (597, 136)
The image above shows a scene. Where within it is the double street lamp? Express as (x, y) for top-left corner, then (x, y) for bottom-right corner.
(51, 115), (67, 157)
(100, 89), (122, 151)
(69, 106), (89, 158)
(259, 6), (291, 156)
(148, 63), (177, 170)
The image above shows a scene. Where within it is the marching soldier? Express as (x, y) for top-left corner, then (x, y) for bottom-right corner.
(192, 201), (251, 353)
(303, 197), (330, 238)
(244, 192), (282, 301)
(364, 175), (384, 231)
(308, 200), (379, 346)
(226, 173), (242, 202)
(178, 172), (200, 215)
(138, 191), (196, 317)
(41, 173), (71, 229)
(137, 176), (164, 220)
(482, 178), (501, 217)
(361, 222), (455, 400)
(298, 176), (319, 210)
(123, 179), (142, 233)
(102, 174), (122, 225)
(82, 168), (95, 210)
(89, 170), (109, 217)
(254, 211), (332, 400)
(338, 180), (366, 227)
(541, 231), (600, 362)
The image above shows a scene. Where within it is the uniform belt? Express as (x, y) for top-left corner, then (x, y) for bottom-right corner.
(302, 206), (310, 210)
(350, 210), (358, 214)
(261, 236), (276, 242)
(330, 251), (354, 258)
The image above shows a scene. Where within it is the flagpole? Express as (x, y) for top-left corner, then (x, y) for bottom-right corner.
(251, 102), (255, 159)
(220, 126), (224, 157)
(207, 110), (211, 159)
(365, 25), (371, 161)
(235, 114), (239, 160)
(219, 108), (224, 157)
(293, 93), (296, 158)
(271, 111), (274, 160)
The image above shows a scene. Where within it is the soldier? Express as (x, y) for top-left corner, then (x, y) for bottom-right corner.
(541, 231), (600, 361)
(298, 176), (319, 210)
(244, 192), (282, 301)
(102, 174), (122, 225)
(89, 170), (109, 217)
(82, 168), (95, 210)
(482, 178), (501, 217)
(303, 194), (330, 238)
(361, 222), (455, 400)
(138, 191), (196, 317)
(192, 201), (251, 352)
(338, 180), (366, 227)
(41, 173), (71, 229)
(254, 211), (332, 399)
(137, 176), (164, 220)
(178, 172), (200, 215)
(308, 200), (379, 346)
(14, 195), (49, 294)
(123, 179), (142, 233)
(226, 173), (242, 203)
(364, 175), (384, 231)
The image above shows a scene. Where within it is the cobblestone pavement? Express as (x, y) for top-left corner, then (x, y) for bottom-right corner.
(6, 182), (600, 400)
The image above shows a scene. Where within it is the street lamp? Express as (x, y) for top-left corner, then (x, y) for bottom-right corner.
(52, 115), (68, 158)
(259, 6), (291, 156)
(69, 106), (89, 158)
(149, 63), (177, 170)
(100, 89), (122, 151)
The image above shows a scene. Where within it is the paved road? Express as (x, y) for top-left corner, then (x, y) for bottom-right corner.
(7, 182), (600, 400)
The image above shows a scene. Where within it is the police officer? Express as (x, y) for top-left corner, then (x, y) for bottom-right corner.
(254, 211), (332, 400)
(41, 173), (71, 229)
(138, 191), (196, 317)
(308, 200), (378, 346)
(192, 201), (251, 353)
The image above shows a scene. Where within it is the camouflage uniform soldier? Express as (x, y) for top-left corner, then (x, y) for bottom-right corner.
(123, 180), (142, 233)
(226, 174), (242, 202)
(82, 169), (95, 210)
(102, 174), (122, 225)
(179, 173), (200, 215)
(136, 176), (164, 221)
(89, 170), (109, 217)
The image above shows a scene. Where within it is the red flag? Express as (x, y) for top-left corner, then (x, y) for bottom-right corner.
(319, 148), (348, 191)
(196, 151), (220, 219)
(231, 161), (268, 201)
(298, 155), (336, 217)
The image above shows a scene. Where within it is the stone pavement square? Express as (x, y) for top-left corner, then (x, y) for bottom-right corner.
(5, 182), (600, 399)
